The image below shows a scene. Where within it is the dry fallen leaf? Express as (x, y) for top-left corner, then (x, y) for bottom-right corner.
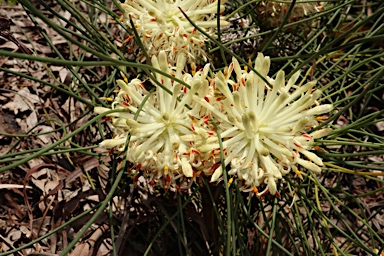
(2, 87), (41, 114)
(69, 224), (108, 256)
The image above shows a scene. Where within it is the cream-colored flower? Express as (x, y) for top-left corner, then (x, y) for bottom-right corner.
(193, 53), (333, 196)
(96, 51), (214, 188)
(121, 0), (229, 64)
(96, 50), (333, 195)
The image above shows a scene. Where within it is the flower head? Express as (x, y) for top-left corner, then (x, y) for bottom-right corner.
(121, 0), (229, 64)
(193, 53), (333, 195)
(95, 51), (214, 188)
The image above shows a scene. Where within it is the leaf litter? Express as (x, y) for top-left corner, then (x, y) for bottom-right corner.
(0, 2), (112, 254)
(0, 1), (383, 255)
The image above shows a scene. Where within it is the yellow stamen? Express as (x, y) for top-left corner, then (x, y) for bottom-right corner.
(100, 97), (114, 101)
(120, 71), (128, 83)
(316, 115), (328, 121)
(228, 177), (233, 187)
(294, 169), (303, 180)
(123, 36), (134, 45)
(191, 63), (196, 76)
(117, 161), (123, 171)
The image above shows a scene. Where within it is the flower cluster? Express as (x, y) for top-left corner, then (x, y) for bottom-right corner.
(120, 0), (229, 64)
(97, 50), (333, 195)
(95, 51), (217, 188)
(97, 1), (332, 195)
(193, 53), (333, 195)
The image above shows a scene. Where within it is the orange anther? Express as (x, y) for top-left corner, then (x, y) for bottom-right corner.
(228, 177), (233, 187)
(316, 116), (328, 121)
(123, 35), (134, 44)
(294, 169), (303, 180)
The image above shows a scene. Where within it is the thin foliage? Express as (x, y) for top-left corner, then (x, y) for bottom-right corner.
(0, 0), (383, 255)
